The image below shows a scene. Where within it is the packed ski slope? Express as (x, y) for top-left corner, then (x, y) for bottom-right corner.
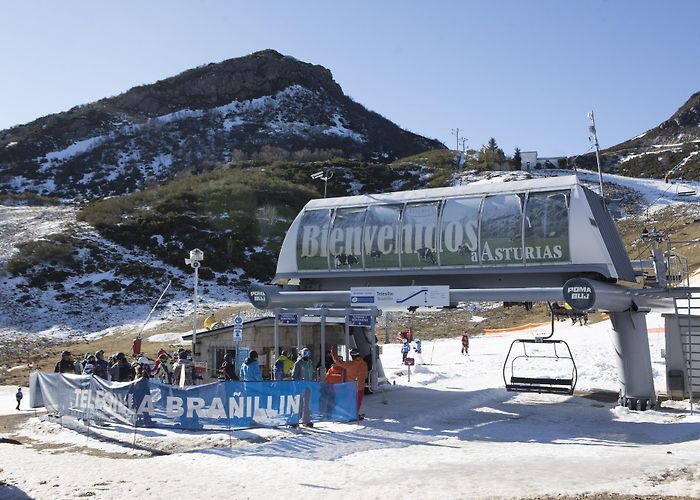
(1, 309), (699, 499)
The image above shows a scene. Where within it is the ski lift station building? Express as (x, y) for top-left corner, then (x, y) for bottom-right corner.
(249, 175), (697, 410)
(272, 175), (635, 288)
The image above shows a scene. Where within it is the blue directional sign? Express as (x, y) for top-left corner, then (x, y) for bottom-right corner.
(350, 295), (375, 304)
(233, 313), (243, 325)
(233, 326), (243, 342)
(236, 347), (249, 368)
(350, 286), (449, 307)
(277, 313), (299, 325)
(349, 314), (372, 327)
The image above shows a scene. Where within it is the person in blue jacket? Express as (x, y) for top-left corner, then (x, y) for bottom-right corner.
(401, 340), (411, 363)
(239, 350), (263, 381)
(293, 348), (315, 381)
(15, 387), (23, 411)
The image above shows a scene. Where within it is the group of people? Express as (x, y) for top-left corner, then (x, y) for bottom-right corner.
(52, 345), (369, 418)
(53, 348), (197, 385)
(225, 346), (368, 417)
(401, 338), (422, 363)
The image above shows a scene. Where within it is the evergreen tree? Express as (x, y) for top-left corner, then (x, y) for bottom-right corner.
(476, 137), (506, 171)
(486, 137), (499, 153)
(512, 147), (522, 170)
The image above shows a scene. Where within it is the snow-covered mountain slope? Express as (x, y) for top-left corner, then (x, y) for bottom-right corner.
(0, 202), (249, 357)
(0, 50), (444, 200)
(574, 91), (700, 179)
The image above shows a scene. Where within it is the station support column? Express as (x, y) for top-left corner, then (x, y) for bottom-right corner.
(370, 312), (378, 392)
(609, 310), (656, 410)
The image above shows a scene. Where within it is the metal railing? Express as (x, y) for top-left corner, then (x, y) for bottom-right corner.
(673, 292), (700, 414)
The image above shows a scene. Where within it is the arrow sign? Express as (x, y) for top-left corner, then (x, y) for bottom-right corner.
(277, 313), (299, 325)
(351, 286), (449, 307)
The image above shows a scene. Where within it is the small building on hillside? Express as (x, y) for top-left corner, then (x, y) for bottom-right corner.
(520, 151), (538, 171)
(183, 317), (348, 380)
(520, 151), (567, 171)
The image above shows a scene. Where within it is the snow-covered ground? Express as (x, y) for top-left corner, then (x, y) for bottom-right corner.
(0, 202), (252, 354)
(1, 313), (699, 499)
(574, 168), (700, 214)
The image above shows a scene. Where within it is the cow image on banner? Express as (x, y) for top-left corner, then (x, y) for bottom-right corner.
(363, 204), (401, 269)
(441, 197), (481, 266)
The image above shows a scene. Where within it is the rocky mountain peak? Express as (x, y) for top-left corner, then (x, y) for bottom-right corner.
(0, 50), (444, 200)
(109, 50), (345, 117)
(660, 91), (700, 130)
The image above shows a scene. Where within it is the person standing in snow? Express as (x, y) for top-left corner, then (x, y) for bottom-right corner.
(94, 350), (109, 380)
(110, 352), (132, 382)
(74, 353), (89, 374)
(461, 332), (470, 356)
(221, 353), (238, 381)
(82, 355), (97, 376)
(401, 340), (411, 363)
(239, 350), (263, 381)
(54, 351), (76, 374)
(413, 339), (424, 364)
(414, 339), (422, 354)
(153, 351), (173, 384)
(15, 387), (23, 411)
(331, 346), (368, 418)
(292, 348), (315, 381)
(274, 350), (294, 380)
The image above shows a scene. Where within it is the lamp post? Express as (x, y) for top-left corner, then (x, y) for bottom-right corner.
(310, 169), (334, 198)
(185, 248), (204, 356)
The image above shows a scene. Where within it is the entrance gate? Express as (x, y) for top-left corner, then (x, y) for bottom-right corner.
(271, 307), (384, 391)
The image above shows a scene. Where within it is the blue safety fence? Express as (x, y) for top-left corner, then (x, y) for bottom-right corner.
(30, 372), (358, 430)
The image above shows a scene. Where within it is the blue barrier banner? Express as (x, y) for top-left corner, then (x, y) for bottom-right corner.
(30, 372), (358, 430)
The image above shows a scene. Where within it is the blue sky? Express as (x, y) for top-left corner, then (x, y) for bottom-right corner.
(1, 0), (698, 156)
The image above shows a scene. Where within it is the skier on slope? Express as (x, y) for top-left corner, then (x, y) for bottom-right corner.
(401, 340), (411, 363)
(461, 332), (470, 356)
(413, 338), (424, 364)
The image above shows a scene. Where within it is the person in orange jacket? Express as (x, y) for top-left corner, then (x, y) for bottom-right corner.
(331, 346), (368, 418)
(325, 362), (346, 384)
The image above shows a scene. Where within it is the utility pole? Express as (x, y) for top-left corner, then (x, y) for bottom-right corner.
(451, 128), (462, 151)
(588, 110), (605, 207)
(457, 137), (468, 186)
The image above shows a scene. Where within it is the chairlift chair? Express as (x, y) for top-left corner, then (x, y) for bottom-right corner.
(674, 183), (697, 197)
(502, 303), (578, 395)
